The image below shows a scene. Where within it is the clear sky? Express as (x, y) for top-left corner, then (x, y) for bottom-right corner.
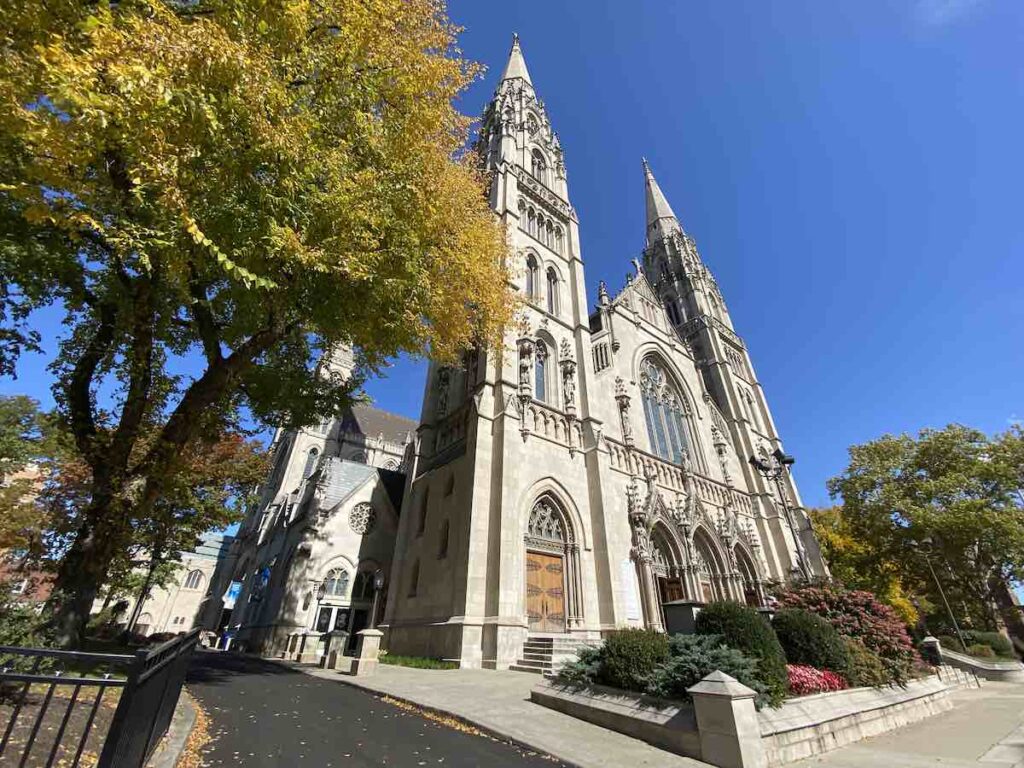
(4, 0), (1022, 508)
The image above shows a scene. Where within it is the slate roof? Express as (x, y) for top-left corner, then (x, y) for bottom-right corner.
(318, 459), (408, 516)
(339, 403), (417, 444)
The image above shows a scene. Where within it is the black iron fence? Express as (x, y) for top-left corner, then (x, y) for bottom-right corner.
(0, 628), (199, 768)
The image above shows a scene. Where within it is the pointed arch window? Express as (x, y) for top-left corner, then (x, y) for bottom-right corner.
(302, 447), (320, 480)
(535, 340), (549, 403)
(546, 268), (559, 315)
(531, 149), (547, 185)
(639, 357), (691, 465)
(525, 253), (539, 298)
(554, 227), (564, 255)
(323, 567), (349, 597)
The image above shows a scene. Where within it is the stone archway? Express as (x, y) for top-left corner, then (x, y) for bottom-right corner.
(693, 530), (727, 603)
(651, 523), (687, 629)
(524, 495), (582, 633)
(735, 545), (764, 607)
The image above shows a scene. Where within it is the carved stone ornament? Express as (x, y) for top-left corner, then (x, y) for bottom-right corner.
(349, 502), (376, 536)
(436, 367), (452, 418)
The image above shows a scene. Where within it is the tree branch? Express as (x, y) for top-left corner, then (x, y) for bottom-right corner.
(65, 300), (118, 466)
(187, 261), (223, 366)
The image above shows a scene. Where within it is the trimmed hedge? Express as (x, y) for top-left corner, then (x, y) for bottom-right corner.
(597, 628), (669, 692)
(772, 608), (851, 677)
(696, 601), (787, 707)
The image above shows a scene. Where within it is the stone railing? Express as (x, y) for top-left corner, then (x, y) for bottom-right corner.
(522, 399), (583, 451)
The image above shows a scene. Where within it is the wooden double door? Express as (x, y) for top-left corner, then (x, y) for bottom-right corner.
(526, 551), (566, 633)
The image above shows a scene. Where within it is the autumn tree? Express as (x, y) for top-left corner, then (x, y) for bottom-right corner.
(827, 424), (1024, 640)
(0, 0), (512, 644)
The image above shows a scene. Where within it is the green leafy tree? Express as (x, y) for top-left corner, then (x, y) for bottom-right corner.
(0, 0), (512, 644)
(827, 424), (1024, 641)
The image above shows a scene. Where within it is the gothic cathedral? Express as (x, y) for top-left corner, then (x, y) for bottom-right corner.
(380, 36), (828, 668)
(222, 36), (827, 668)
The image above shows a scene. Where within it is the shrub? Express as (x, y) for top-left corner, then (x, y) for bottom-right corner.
(936, 634), (964, 653)
(786, 664), (848, 696)
(843, 637), (889, 688)
(966, 643), (996, 659)
(962, 631), (1014, 658)
(696, 601), (787, 706)
(779, 585), (917, 684)
(597, 628), (669, 692)
(557, 645), (602, 685)
(772, 608), (851, 677)
(646, 634), (773, 709)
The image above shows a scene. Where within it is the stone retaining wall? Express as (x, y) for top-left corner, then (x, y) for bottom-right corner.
(530, 680), (703, 759)
(758, 676), (953, 766)
(533, 673), (962, 768)
(940, 648), (1024, 683)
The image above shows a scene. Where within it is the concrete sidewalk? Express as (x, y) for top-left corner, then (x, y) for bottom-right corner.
(286, 661), (706, 768)
(791, 682), (1024, 768)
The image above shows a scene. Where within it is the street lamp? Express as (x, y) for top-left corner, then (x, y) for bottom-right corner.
(370, 569), (386, 629)
(920, 536), (968, 652)
(749, 448), (811, 580)
(314, 581), (327, 631)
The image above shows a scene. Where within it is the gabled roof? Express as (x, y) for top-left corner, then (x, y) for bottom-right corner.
(339, 403), (417, 444)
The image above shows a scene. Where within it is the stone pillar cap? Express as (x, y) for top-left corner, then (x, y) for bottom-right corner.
(686, 670), (758, 699)
(357, 628), (384, 637)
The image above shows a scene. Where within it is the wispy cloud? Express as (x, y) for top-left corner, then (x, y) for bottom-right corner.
(914, 0), (985, 27)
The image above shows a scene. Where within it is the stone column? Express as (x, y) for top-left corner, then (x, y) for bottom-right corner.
(687, 671), (766, 768)
(351, 629), (384, 676)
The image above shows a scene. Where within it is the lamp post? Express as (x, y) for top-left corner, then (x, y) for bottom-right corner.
(921, 536), (968, 652)
(370, 569), (386, 629)
(749, 448), (811, 581)
(314, 581), (326, 630)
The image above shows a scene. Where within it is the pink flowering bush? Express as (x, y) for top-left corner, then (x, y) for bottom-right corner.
(778, 585), (918, 684)
(786, 664), (848, 696)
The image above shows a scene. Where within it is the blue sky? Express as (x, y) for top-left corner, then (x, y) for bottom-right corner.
(4, 0), (1022, 508)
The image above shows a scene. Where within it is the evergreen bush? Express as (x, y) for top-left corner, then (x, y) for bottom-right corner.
(695, 601), (787, 706)
(646, 634), (772, 709)
(843, 637), (889, 687)
(557, 645), (602, 685)
(597, 628), (669, 692)
(772, 608), (852, 676)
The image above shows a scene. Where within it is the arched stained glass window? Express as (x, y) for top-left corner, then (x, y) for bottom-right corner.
(323, 568), (349, 597)
(183, 570), (205, 590)
(639, 358), (690, 465)
(546, 268), (558, 315)
(531, 149), (547, 184)
(525, 253), (538, 298)
(535, 341), (549, 403)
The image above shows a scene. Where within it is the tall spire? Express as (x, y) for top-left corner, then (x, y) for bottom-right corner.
(643, 158), (682, 245)
(500, 33), (533, 86)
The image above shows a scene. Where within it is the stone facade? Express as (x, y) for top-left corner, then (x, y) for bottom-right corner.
(224, 34), (828, 667)
(381, 36), (828, 669)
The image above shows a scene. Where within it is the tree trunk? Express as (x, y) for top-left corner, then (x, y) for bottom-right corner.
(992, 578), (1024, 657)
(50, 498), (126, 647)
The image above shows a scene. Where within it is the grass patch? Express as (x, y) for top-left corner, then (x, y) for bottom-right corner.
(379, 653), (458, 670)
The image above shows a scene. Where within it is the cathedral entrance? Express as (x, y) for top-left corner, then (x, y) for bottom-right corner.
(526, 551), (565, 633)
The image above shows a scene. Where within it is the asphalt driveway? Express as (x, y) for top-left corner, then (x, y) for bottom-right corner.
(186, 650), (562, 767)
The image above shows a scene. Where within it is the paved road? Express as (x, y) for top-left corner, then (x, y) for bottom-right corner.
(186, 651), (562, 768)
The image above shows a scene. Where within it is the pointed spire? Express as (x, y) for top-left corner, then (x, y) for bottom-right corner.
(500, 33), (533, 86)
(643, 159), (683, 245)
(643, 158), (678, 227)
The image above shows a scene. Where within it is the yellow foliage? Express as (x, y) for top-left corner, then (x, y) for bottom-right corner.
(0, 0), (512, 363)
